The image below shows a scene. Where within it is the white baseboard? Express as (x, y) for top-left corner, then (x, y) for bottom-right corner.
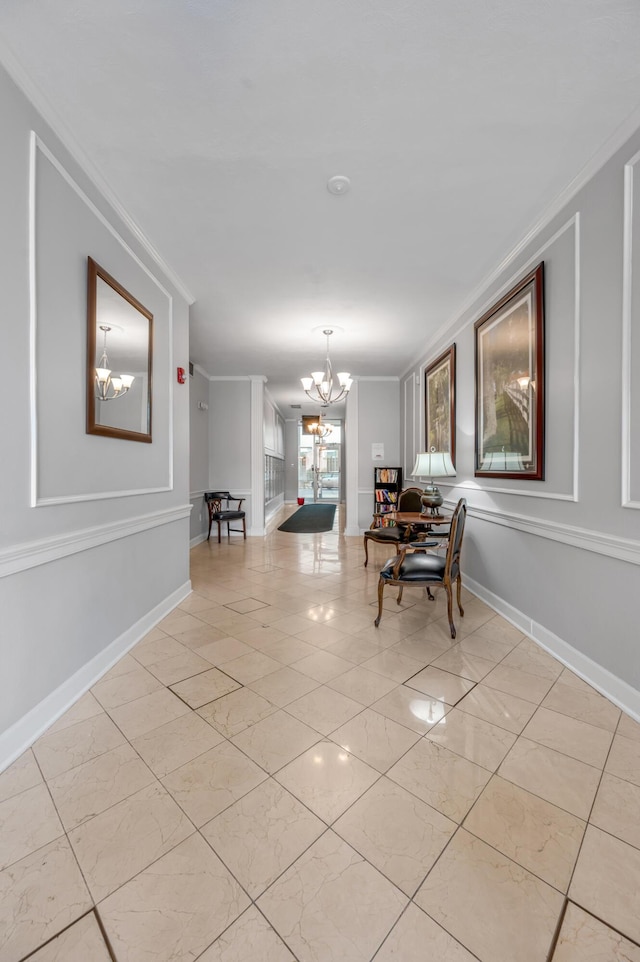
(464, 574), (640, 723)
(0, 580), (192, 772)
(190, 533), (208, 548)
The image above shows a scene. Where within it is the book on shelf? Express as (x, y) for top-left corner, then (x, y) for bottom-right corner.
(375, 489), (398, 504)
(375, 468), (398, 484)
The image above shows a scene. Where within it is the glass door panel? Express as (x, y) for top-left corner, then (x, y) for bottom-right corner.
(298, 421), (341, 503)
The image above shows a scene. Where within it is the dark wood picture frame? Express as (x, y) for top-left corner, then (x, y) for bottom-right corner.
(86, 256), (153, 443)
(474, 262), (544, 479)
(425, 344), (456, 466)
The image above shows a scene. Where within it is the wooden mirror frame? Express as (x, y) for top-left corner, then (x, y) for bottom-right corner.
(86, 257), (153, 443)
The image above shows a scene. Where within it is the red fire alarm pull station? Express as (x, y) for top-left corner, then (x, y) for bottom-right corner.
(177, 367), (186, 384)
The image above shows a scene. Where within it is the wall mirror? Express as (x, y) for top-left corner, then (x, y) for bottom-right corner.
(86, 256), (153, 443)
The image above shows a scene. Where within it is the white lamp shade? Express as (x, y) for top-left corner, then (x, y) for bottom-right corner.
(311, 371), (324, 385)
(412, 450), (456, 478)
(337, 372), (351, 386)
(120, 374), (134, 388)
(96, 367), (111, 383)
(301, 377), (313, 390)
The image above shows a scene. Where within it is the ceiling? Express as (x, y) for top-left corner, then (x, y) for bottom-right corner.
(2, 0), (640, 415)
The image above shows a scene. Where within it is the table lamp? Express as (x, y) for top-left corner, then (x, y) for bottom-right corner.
(411, 448), (456, 515)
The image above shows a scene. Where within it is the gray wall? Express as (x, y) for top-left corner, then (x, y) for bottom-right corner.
(355, 379), (401, 529)
(0, 63), (191, 766)
(401, 125), (640, 709)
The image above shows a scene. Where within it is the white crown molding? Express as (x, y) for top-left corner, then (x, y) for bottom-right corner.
(209, 375), (267, 382)
(465, 574), (640, 722)
(0, 41), (194, 305)
(414, 215), (581, 505)
(355, 376), (401, 382)
(0, 580), (192, 773)
(29, 133), (175, 506)
(622, 150), (640, 509)
(0, 505), (192, 579)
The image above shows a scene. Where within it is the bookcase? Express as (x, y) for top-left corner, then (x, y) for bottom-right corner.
(372, 466), (403, 527)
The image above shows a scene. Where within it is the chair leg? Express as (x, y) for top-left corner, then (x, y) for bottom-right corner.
(217, 520), (222, 544)
(427, 588), (435, 601)
(207, 515), (212, 541)
(396, 586), (403, 606)
(457, 576), (464, 617)
(242, 517), (246, 540)
(364, 538), (369, 567)
(374, 579), (385, 627)
(446, 585), (456, 639)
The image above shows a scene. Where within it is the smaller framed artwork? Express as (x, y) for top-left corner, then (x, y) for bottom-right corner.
(425, 344), (456, 466)
(475, 262), (545, 479)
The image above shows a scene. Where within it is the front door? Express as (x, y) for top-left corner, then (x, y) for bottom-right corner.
(298, 421), (341, 503)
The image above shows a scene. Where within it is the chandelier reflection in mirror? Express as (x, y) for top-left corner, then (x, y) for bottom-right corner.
(301, 329), (352, 407)
(95, 325), (134, 401)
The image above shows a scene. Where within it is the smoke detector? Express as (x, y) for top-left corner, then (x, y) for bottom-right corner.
(327, 175), (351, 195)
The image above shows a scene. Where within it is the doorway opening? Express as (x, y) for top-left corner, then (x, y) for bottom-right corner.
(298, 421), (342, 503)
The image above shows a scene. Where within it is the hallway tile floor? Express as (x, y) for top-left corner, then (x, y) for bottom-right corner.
(2, 508), (640, 961)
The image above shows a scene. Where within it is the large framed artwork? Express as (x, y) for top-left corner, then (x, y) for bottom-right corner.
(425, 344), (456, 466)
(475, 263), (545, 479)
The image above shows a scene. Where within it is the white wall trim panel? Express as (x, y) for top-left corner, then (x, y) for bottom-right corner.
(345, 382), (360, 537)
(622, 150), (640, 510)
(414, 215), (581, 504)
(0, 580), (192, 773)
(0, 505), (191, 579)
(466, 502), (640, 566)
(250, 377), (266, 536)
(0, 41), (194, 304)
(465, 575), (640, 722)
(403, 372), (417, 483)
(29, 133), (175, 505)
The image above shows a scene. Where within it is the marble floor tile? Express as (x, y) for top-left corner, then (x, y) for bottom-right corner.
(590, 772), (640, 849)
(360, 649), (427, 684)
(201, 779), (325, 898)
(258, 635), (319, 665)
(68, 781), (193, 900)
(375, 902), (478, 961)
(224, 597), (269, 613)
(0, 749), (42, 803)
(606, 732), (640, 787)
(197, 906), (296, 961)
(523, 707), (613, 768)
(293, 650), (354, 683)
(248, 665), (319, 706)
(275, 739), (379, 823)
(331, 708), (420, 773)
(108, 687), (190, 740)
(551, 902), (640, 962)
(405, 665), (476, 704)
(481, 663), (554, 704)
(430, 645), (496, 681)
(569, 825), (640, 944)
(174, 625), (233, 650)
(387, 738), (491, 822)
(498, 736), (601, 820)
(390, 634), (452, 663)
(233, 624), (289, 649)
(618, 713), (640, 742)
(257, 830), (407, 962)
(231, 710), (320, 773)
(169, 667), (241, 708)
(47, 742), (155, 830)
(328, 665), (397, 705)
(144, 648), (213, 685)
(333, 777), (455, 896)
(198, 686), (278, 738)
(426, 707), (517, 771)
(161, 741), (267, 826)
(33, 713), (126, 779)
(371, 685), (451, 734)
(415, 829), (564, 962)
(456, 684), (538, 734)
(464, 775), (586, 891)
(158, 610), (206, 635)
(285, 685), (364, 735)
(130, 710), (224, 777)
(0, 837), (92, 962)
(131, 633), (187, 667)
(194, 636), (254, 665)
(27, 912), (112, 962)
(91, 663), (163, 710)
(502, 641), (564, 681)
(99, 833), (250, 962)
(469, 616), (525, 648)
(44, 692), (105, 736)
(541, 679), (621, 732)
(0, 782), (63, 871)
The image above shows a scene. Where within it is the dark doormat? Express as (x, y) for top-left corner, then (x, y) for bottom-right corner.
(278, 503), (337, 533)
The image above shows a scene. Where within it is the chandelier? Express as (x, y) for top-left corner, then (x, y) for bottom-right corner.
(95, 325), (134, 401)
(301, 329), (352, 407)
(307, 417), (333, 439)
